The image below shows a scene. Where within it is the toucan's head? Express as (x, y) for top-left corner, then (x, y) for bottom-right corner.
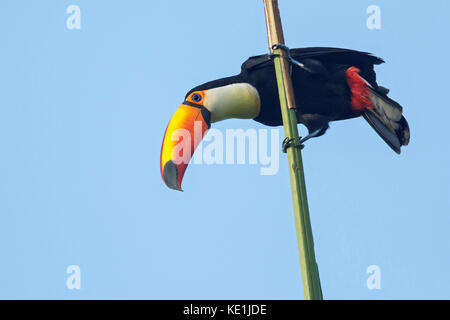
(160, 81), (261, 191)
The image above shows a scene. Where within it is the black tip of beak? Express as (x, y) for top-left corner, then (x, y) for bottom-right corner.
(163, 160), (183, 192)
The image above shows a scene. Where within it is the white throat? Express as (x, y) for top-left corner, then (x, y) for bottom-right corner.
(203, 83), (261, 123)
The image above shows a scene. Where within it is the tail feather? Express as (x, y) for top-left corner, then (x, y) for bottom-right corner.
(363, 88), (410, 154)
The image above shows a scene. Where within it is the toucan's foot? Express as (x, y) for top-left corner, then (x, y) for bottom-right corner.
(271, 43), (314, 73)
(282, 137), (304, 153)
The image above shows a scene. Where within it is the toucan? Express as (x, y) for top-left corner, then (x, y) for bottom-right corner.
(160, 47), (410, 191)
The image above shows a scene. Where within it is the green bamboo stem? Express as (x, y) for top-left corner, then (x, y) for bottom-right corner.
(263, 0), (323, 300)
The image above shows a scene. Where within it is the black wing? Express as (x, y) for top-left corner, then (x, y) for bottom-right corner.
(242, 47), (383, 70)
(241, 47), (383, 87)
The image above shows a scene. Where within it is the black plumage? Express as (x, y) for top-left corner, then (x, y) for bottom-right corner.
(187, 47), (410, 153)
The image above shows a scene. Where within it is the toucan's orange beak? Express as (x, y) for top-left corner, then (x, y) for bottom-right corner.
(160, 102), (211, 191)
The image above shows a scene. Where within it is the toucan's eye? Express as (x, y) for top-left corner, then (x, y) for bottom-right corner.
(192, 93), (202, 102)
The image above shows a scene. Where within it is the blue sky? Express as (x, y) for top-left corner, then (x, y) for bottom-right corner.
(0, 0), (449, 299)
